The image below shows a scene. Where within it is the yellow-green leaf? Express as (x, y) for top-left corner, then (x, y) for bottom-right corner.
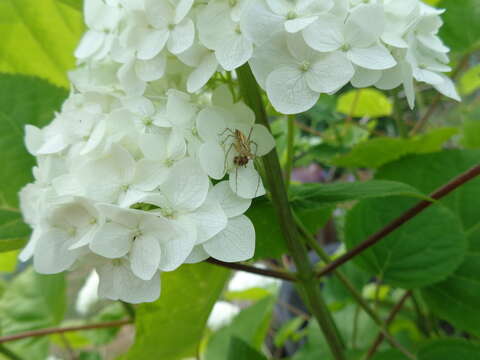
(336, 89), (393, 118)
(459, 64), (480, 95)
(0, 0), (84, 87)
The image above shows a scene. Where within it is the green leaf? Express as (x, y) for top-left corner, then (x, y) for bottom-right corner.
(0, 0), (84, 87)
(337, 89), (393, 118)
(290, 180), (427, 210)
(252, 180), (425, 260)
(125, 263), (229, 360)
(274, 317), (304, 348)
(418, 339), (480, 360)
(0, 74), (68, 252)
(439, 0), (480, 53)
(371, 349), (408, 360)
(331, 128), (458, 168)
(205, 297), (274, 360)
(377, 150), (480, 231)
(227, 337), (267, 360)
(421, 227), (480, 336)
(345, 196), (467, 288)
(0, 268), (66, 360)
(0, 250), (19, 272)
(375, 150), (480, 334)
(461, 120), (480, 149)
(459, 64), (480, 95)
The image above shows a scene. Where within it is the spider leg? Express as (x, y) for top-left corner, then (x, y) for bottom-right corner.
(223, 142), (234, 174)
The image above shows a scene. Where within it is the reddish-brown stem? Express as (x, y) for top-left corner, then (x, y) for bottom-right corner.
(365, 291), (413, 359)
(0, 319), (132, 344)
(316, 164), (480, 279)
(206, 258), (297, 282)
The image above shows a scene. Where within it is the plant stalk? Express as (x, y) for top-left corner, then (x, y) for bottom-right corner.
(237, 64), (346, 360)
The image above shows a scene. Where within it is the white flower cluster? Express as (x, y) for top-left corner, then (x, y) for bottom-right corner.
(19, 0), (456, 303)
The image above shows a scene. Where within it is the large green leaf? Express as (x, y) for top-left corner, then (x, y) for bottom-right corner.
(227, 337), (267, 360)
(376, 150), (480, 335)
(439, 0), (480, 53)
(0, 268), (66, 360)
(377, 150), (480, 231)
(345, 196), (466, 288)
(205, 297), (274, 360)
(421, 227), (480, 336)
(290, 180), (426, 209)
(331, 128), (458, 168)
(418, 339), (480, 360)
(125, 263), (229, 360)
(0, 0), (84, 87)
(251, 180), (425, 260)
(0, 74), (68, 252)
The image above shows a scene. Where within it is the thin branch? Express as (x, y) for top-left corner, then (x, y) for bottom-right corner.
(365, 291), (413, 360)
(206, 258), (297, 282)
(0, 319), (132, 344)
(316, 163), (480, 279)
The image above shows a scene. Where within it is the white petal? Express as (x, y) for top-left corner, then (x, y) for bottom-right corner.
(160, 158), (209, 211)
(348, 44), (396, 70)
(306, 52), (354, 93)
(266, 66), (319, 115)
(212, 181), (251, 218)
(351, 67), (382, 88)
(229, 165), (265, 199)
(139, 133), (167, 160)
(135, 54), (166, 82)
(302, 15), (343, 52)
(199, 142), (227, 180)
(187, 52), (218, 93)
(118, 60), (146, 96)
(34, 229), (78, 274)
(203, 215), (255, 262)
(158, 218), (196, 271)
(133, 159), (169, 191)
(184, 245), (209, 263)
(433, 75), (461, 102)
(192, 191), (228, 244)
(130, 234), (161, 280)
(137, 29), (169, 60)
(250, 124), (275, 157)
(168, 18), (195, 54)
(75, 30), (104, 59)
(175, 0), (194, 24)
(375, 65), (404, 90)
(196, 108), (227, 142)
(215, 34), (253, 71)
(97, 260), (160, 303)
(90, 222), (132, 258)
(345, 4), (384, 47)
(284, 16), (317, 33)
(240, 0), (284, 46)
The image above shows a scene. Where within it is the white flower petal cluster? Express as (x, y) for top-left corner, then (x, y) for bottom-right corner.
(19, 0), (457, 304)
(244, 0), (459, 114)
(20, 74), (273, 303)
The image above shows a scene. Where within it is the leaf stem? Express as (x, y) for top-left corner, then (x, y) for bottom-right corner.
(237, 64), (346, 360)
(206, 258), (297, 281)
(365, 291), (412, 360)
(315, 163), (480, 278)
(0, 319), (132, 344)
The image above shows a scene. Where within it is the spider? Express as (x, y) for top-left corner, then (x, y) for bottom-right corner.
(219, 127), (261, 196)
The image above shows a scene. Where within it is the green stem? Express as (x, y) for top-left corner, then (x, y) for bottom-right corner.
(285, 115), (295, 188)
(237, 64), (347, 360)
(294, 213), (416, 360)
(121, 301), (136, 320)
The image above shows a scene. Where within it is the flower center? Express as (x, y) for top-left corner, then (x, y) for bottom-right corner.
(299, 61), (311, 72)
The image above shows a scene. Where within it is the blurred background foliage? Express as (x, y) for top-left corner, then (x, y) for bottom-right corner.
(0, 0), (479, 359)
